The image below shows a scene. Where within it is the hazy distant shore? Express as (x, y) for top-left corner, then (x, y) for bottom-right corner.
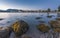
(0, 9), (60, 13)
(0, 12), (60, 13)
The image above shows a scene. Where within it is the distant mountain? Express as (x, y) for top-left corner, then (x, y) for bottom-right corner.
(0, 9), (19, 12)
(0, 9), (58, 13)
(7, 9), (19, 12)
(0, 10), (6, 12)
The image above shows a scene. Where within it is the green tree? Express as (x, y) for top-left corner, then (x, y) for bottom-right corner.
(58, 6), (60, 12)
(47, 8), (51, 12)
(47, 8), (51, 17)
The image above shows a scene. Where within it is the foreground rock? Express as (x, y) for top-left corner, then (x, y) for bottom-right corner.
(49, 20), (60, 38)
(49, 20), (60, 28)
(0, 27), (12, 38)
(37, 23), (50, 33)
(11, 20), (29, 37)
(53, 28), (60, 32)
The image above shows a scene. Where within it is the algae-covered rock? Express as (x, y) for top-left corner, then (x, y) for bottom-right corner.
(0, 27), (12, 38)
(11, 20), (29, 36)
(37, 23), (50, 33)
(49, 20), (60, 28)
(53, 28), (60, 32)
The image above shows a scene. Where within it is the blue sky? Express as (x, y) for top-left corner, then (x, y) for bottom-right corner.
(0, 0), (60, 10)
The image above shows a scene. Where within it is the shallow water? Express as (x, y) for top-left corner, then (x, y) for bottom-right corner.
(0, 13), (59, 38)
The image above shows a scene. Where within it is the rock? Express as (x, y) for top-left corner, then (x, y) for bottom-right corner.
(21, 35), (32, 38)
(37, 23), (50, 33)
(11, 20), (29, 37)
(49, 20), (60, 28)
(36, 17), (42, 19)
(53, 28), (60, 32)
(0, 27), (12, 38)
(56, 17), (60, 21)
(47, 15), (52, 18)
(0, 18), (4, 21)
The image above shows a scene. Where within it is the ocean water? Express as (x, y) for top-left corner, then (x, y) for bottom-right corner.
(0, 13), (59, 38)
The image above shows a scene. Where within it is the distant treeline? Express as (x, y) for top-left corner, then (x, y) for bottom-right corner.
(0, 6), (60, 13)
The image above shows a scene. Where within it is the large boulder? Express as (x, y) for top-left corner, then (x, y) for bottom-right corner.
(37, 23), (50, 33)
(11, 20), (29, 37)
(0, 26), (12, 38)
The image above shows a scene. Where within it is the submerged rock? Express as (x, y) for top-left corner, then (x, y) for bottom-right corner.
(0, 27), (12, 38)
(11, 20), (29, 37)
(36, 17), (42, 19)
(37, 23), (50, 33)
(38, 20), (45, 23)
(47, 15), (52, 18)
(0, 18), (4, 21)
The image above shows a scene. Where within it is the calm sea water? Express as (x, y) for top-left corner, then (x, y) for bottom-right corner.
(0, 13), (57, 24)
(0, 13), (59, 38)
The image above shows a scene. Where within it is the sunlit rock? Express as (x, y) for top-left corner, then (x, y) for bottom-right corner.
(53, 28), (60, 32)
(49, 20), (60, 38)
(37, 23), (50, 33)
(11, 20), (29, 37)
(49, 20), (60, 28)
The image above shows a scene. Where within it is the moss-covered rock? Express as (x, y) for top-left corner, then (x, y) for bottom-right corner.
(53, 28), (60, 32)
(37, 23), (50, 33)
(0, 27), (12, 38)
(11, 20), (29, 36)
(49, 20), (60, 28)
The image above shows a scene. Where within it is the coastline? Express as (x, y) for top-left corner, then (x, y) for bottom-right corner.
(0, 12), (60, 13)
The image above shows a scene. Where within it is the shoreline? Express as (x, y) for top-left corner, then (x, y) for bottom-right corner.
(0, 12), (60, 13)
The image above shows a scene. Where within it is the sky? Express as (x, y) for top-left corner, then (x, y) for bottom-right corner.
(0, 0), (60, 10)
